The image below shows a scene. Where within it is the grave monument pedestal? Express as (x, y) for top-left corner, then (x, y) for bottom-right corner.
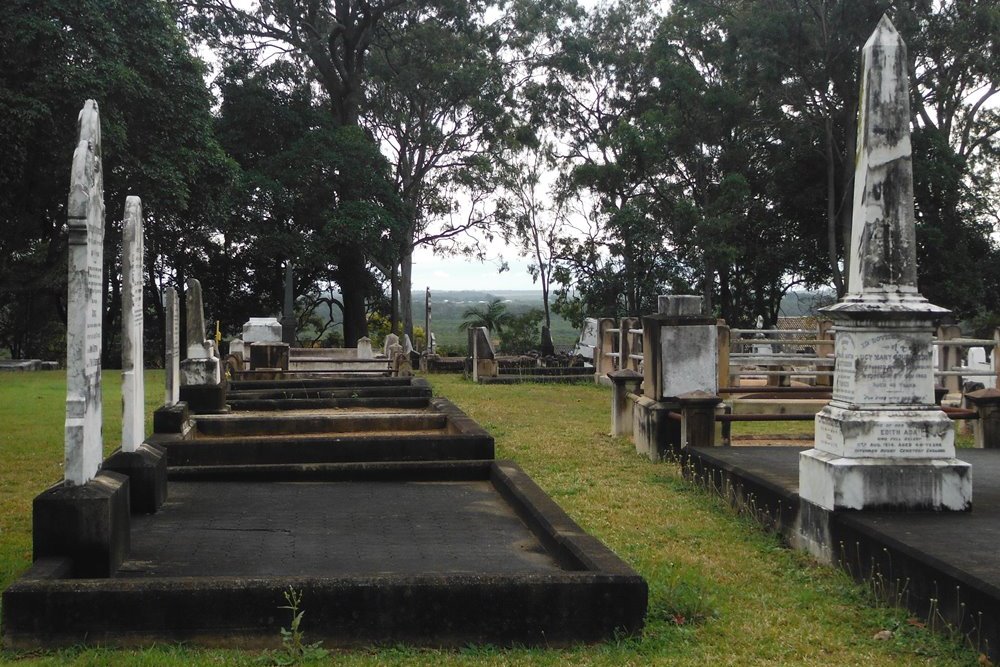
(102, 443), (167, 514)
(32, 471), (130, 577)
(798, 16), (971, 514)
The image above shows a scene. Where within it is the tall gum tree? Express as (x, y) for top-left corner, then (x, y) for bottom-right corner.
(181, 0), (407, 345)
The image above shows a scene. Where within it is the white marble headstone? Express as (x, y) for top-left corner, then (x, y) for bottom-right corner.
(242, 317), (282, 343)
(120, 196), (144, 452)
(64, 100), (105, 486)
(357, 336), (373, 359)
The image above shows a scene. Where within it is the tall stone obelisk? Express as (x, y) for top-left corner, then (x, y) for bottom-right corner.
(798, 16), (971, 512)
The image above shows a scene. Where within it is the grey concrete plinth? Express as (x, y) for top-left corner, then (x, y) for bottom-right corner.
(630, 395), (679, 461)
(153, 401), (190, 434)
(32, 471), (130, 577)
(178, 384), (227, 414)
(180, 357), (221, 386)
(799, 448), (971, 512)
(102, 444), (167, 514)
(249, 342), (289, 371)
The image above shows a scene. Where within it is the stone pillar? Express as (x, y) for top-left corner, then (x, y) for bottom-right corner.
(966, 389), (1000, 449)
(281, 261), (296, 345)
(425, 287), (433, 353)
(798, 17), (970, 513)
(594, 317), (617, 377)
(716, 321), (731, 390)
(608, 369), (643, 436)
(677, 391), (723, 448)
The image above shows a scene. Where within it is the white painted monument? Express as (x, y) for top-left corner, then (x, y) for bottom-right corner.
(799, 16), (971, 512)
(164, 286), (180, 404)
(181, 278), (221, 385)
(242, 317), (282, 343)
(120, 196), (145, 452)
(64, 100), (105, 486)
(357, 336), (373, 359)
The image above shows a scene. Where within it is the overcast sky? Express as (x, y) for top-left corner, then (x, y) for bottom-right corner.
(410, 245), (541, 291)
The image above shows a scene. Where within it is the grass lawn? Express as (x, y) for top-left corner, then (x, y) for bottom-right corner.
(0, 371), (983, 665)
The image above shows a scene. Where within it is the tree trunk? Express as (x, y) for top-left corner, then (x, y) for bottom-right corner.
(399, 241), (414, 340)
(839, 99), (858, 295)
(824, 117), (845, 296)
(339, 251), (369, 347)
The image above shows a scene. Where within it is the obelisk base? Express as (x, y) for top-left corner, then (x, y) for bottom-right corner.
(799, 448), (971, 512)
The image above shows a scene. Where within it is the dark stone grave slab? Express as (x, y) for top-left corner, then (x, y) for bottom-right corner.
(686, 446), (1000, 660)
(3, 461), (647, 648)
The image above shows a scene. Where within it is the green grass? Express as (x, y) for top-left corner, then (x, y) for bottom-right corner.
(0, 372), (985, 665)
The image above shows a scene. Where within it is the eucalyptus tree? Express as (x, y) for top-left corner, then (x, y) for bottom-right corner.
(180, 0), (408, 344)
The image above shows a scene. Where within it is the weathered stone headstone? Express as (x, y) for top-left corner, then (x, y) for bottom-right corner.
(383, 333), (400, 358)
(799, 16), (970, 513)
(64, 99), (105, 486)
(357, 336), (373, 359)
(181, 278), (221, 385)
(471, 326), (498, 382)
(541, 325), (555, 357)
(164, 286), (180, 405)
(34, 100), (130, 577)
(120, 196), (144, 452)
(402, 334), (414, 355)
(643, 295), (717, 401)
(281, 261), (296, 345)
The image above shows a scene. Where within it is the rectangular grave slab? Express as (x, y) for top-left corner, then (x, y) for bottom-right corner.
(2, 460), (647, 648)
(150, 397), (494, 466)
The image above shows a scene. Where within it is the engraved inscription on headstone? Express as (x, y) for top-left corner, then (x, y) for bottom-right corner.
(121, 196), (145, 452)
(64, 100), (105, 486)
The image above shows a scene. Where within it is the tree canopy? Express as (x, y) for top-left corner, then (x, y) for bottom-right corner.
(1, 0), (997, 360)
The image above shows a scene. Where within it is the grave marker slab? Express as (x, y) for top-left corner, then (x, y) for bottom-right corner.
(64, 99), (105, 486)
(121, 196), (144, 452)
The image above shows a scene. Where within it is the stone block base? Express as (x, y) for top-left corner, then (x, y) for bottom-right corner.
(249, 342), (289, 371)
(799, 448), (972, 512)
(630, 395), (680, 461)
(153, 401), (190, 434)
(33, 471), (130, 577)
(102, 444), (168, 514)
(179, 384), (227, 414)
(180, 357), (221, 385)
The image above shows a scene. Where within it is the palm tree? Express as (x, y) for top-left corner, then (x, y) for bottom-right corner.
(458, 298), (515, 335)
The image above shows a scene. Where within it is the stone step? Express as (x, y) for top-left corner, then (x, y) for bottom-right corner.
(194, 411), (447, 437)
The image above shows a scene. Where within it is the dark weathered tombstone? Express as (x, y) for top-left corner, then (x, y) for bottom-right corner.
(281, 261), (296, 345)
(540, 325), (555, 357)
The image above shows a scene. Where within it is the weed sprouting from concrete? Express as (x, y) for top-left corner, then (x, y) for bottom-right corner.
(260, 587), (328, 666)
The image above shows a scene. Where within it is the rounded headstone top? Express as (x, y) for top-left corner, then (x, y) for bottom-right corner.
(658, 295), (703, 316)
